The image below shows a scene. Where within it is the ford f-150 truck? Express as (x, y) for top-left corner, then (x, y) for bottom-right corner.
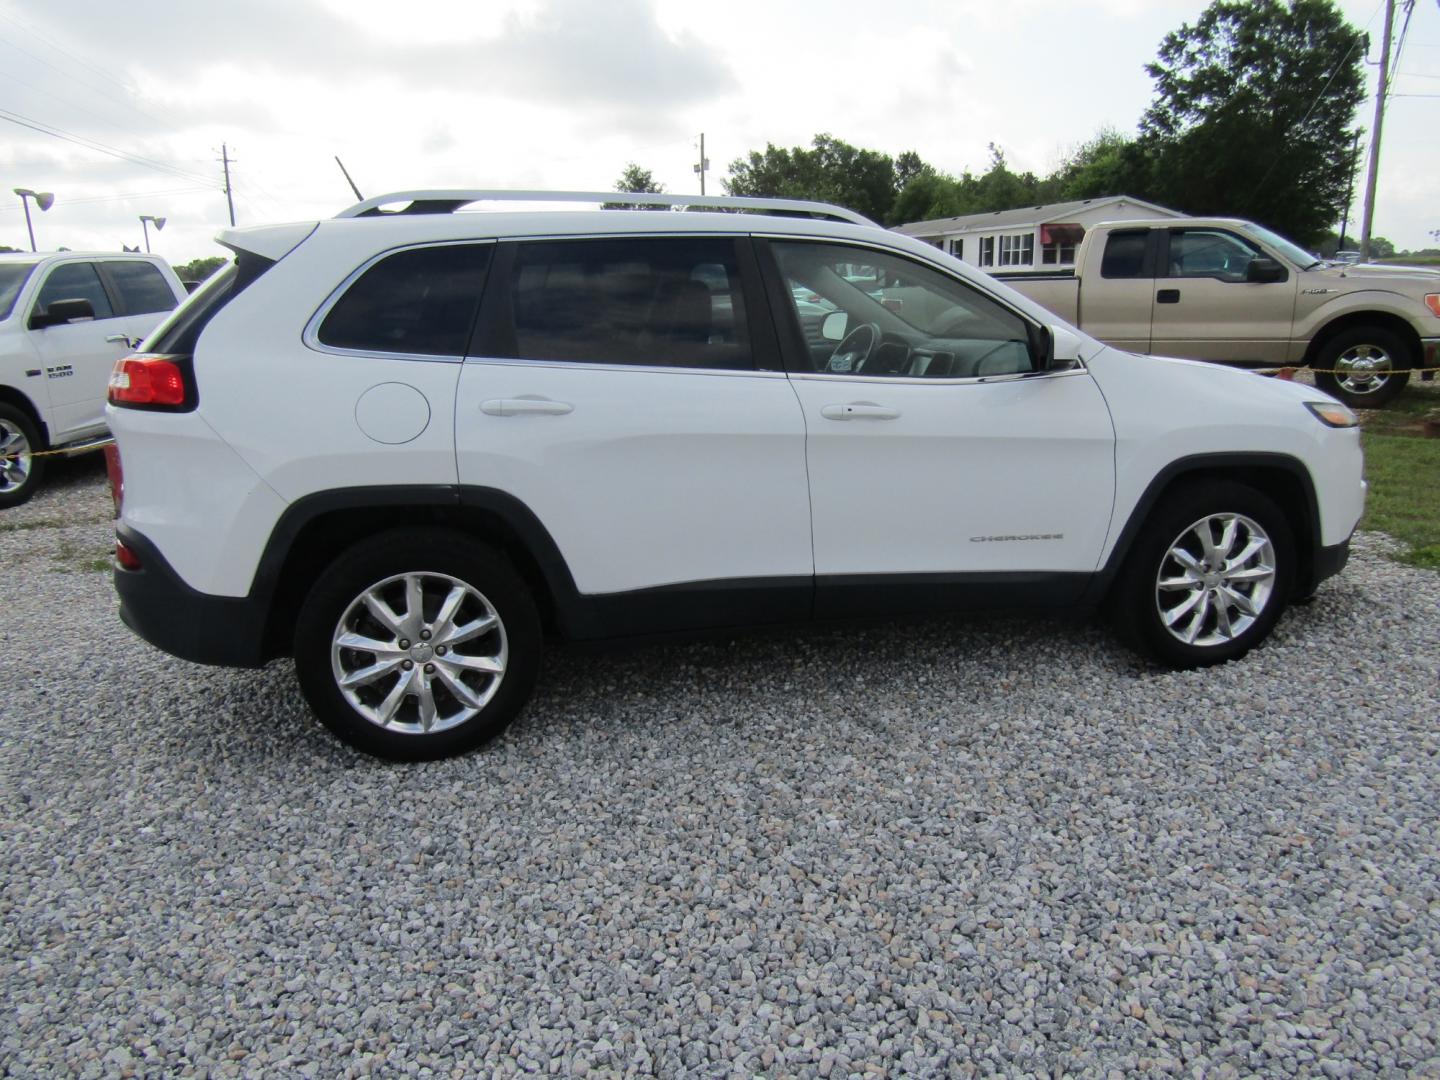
(1004, 217), (1440, 408)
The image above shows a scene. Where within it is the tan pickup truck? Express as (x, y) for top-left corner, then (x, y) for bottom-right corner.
(1004, 217), (1440, 407)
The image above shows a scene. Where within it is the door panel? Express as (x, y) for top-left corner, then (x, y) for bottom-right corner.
(791, 371), (1115, 577)
(1149, 228), (1298, 363)
(455, 362), (811, 594)
(1077, 228), (1155, 353)
(28, 261), (128, 438)
(455, 235), (812, 598)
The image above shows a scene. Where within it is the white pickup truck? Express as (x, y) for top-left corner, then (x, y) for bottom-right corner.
(0, 252), (187, 507)
(1004, 217), (1440, 408)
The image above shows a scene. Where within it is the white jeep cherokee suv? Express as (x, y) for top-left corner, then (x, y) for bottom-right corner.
(1, 251), (186, 507)
(105, 191), (1365, 760)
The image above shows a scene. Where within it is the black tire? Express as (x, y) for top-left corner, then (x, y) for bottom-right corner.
(294, 528), (541, 760)
(1313, 326), (1411, 409)
(0, 403), (46, 510)
(1113, 481), (1294, 669)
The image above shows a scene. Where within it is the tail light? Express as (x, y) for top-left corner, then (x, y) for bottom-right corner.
(114, 537), (143, 571)
(103, 443), (124, 517)
(108, 354), (191, 409)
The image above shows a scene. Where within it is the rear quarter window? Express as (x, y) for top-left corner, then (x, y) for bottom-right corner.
(317, 244), (492, 357)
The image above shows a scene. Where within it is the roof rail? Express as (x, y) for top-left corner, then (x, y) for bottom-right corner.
(334, 189), (878, 228)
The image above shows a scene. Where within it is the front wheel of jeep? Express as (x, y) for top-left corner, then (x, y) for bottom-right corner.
(1113, 481), (1295, 669)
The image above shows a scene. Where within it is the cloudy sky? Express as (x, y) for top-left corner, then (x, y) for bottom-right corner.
(0, 0), (1435, 262)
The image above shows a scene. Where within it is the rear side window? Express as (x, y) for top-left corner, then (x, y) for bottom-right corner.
(105, 261), (178, 315)
(1100, 230), (1149, 279)
(318, 244), (491, 357)
(498, 237), (751, 370)
(35, 262), (114, 318)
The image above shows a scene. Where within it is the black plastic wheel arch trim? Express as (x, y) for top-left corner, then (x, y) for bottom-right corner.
(1083, 451), (1329, 605)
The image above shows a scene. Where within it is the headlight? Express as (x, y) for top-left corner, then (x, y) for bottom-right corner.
(1305, 401), (1359, 428)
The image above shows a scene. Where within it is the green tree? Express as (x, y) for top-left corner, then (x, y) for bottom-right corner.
(173, 255), (227, 282)
(724, 134), (931, 225)
(1138, 0), (1366, 244)
(614, 163), (664, 194)
(1049, 128), (1152, 202)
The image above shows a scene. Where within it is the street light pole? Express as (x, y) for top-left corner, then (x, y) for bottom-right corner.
(139, 215), (166, 254)
(13, 189), (54, 252)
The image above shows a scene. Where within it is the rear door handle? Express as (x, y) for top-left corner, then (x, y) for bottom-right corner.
(480, 398), (574, 417)
(1156, 289), (1181, 304)
(820, 403), (900, 421)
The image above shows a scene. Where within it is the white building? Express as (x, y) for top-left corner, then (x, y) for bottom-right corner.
(893, 195), (1181, 277)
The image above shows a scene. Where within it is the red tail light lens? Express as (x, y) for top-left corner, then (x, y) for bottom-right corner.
(108, 355), (187, 407)
(115, 537), (143, 571)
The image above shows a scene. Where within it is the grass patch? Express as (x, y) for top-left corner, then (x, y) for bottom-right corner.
(1361, 429), (1440, 570)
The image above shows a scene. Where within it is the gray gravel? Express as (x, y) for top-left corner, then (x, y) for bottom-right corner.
(3, 456), (1439, 1077)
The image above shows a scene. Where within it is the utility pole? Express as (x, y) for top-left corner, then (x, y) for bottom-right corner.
(693, 133), (709, 196)
(219, 143), (236, 227)
(1358, 0), (1395, 262)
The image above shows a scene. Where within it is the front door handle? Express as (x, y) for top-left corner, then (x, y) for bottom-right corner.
(1156, 289), (1181, 304)
(820, 402), (901, 421)
(480, 398), (574, 417)
(105, 334), (142, 348)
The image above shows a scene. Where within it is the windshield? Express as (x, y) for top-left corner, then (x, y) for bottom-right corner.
(1239, 222), (1322, 270)
(0, 262), (38, 322)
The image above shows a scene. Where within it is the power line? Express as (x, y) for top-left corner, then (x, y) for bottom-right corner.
(0, 107), (214, 185)
(0, 12), (174, 133)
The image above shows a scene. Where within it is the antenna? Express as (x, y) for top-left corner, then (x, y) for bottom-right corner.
(335, 156), (364, 201)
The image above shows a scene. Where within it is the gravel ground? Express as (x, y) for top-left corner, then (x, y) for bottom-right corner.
(3, 458), (1439, 1078)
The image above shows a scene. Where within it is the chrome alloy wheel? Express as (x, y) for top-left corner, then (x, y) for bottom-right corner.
(330, 571), (508, 734)
(1155, 513), (1276, 648)
(1333, 342), (1394, 396)
(0, 418), (33, 494)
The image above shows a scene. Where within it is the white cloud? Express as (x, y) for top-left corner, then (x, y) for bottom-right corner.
(0, 0), (1433, 259)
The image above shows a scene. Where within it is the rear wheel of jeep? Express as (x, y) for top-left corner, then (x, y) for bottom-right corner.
(294, 529), (541, 760)
(1313, 326), (1411, 409)
(1114, 481), (1294, 669)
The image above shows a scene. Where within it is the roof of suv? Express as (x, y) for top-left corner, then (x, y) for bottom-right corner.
(217, 190), (909, 264)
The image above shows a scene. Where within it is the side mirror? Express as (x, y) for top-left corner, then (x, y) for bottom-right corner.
(821, 310), (848, 342)
(30, 297), (97, 329)
(1044, 324), (1085, 370)
(1246, 257), (1286, 283)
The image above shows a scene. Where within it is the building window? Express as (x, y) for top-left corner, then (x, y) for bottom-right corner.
(1041, 242), (1076, 265)
(979, 236), (995, 267)
(998, 233), (1034, 267)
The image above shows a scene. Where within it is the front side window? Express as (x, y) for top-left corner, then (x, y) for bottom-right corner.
(1167, 229), (1263, 283)
(319, 244), (491, 356)
(35, 262), (114, 319)
(106, 261), (178, 316)
(501, 237), (751, 370)
(1100, 230), (1149, 279)
(773, 241), (1037, 379)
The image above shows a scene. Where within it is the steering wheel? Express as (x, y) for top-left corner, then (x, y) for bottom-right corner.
(827, 322), (881, 373)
